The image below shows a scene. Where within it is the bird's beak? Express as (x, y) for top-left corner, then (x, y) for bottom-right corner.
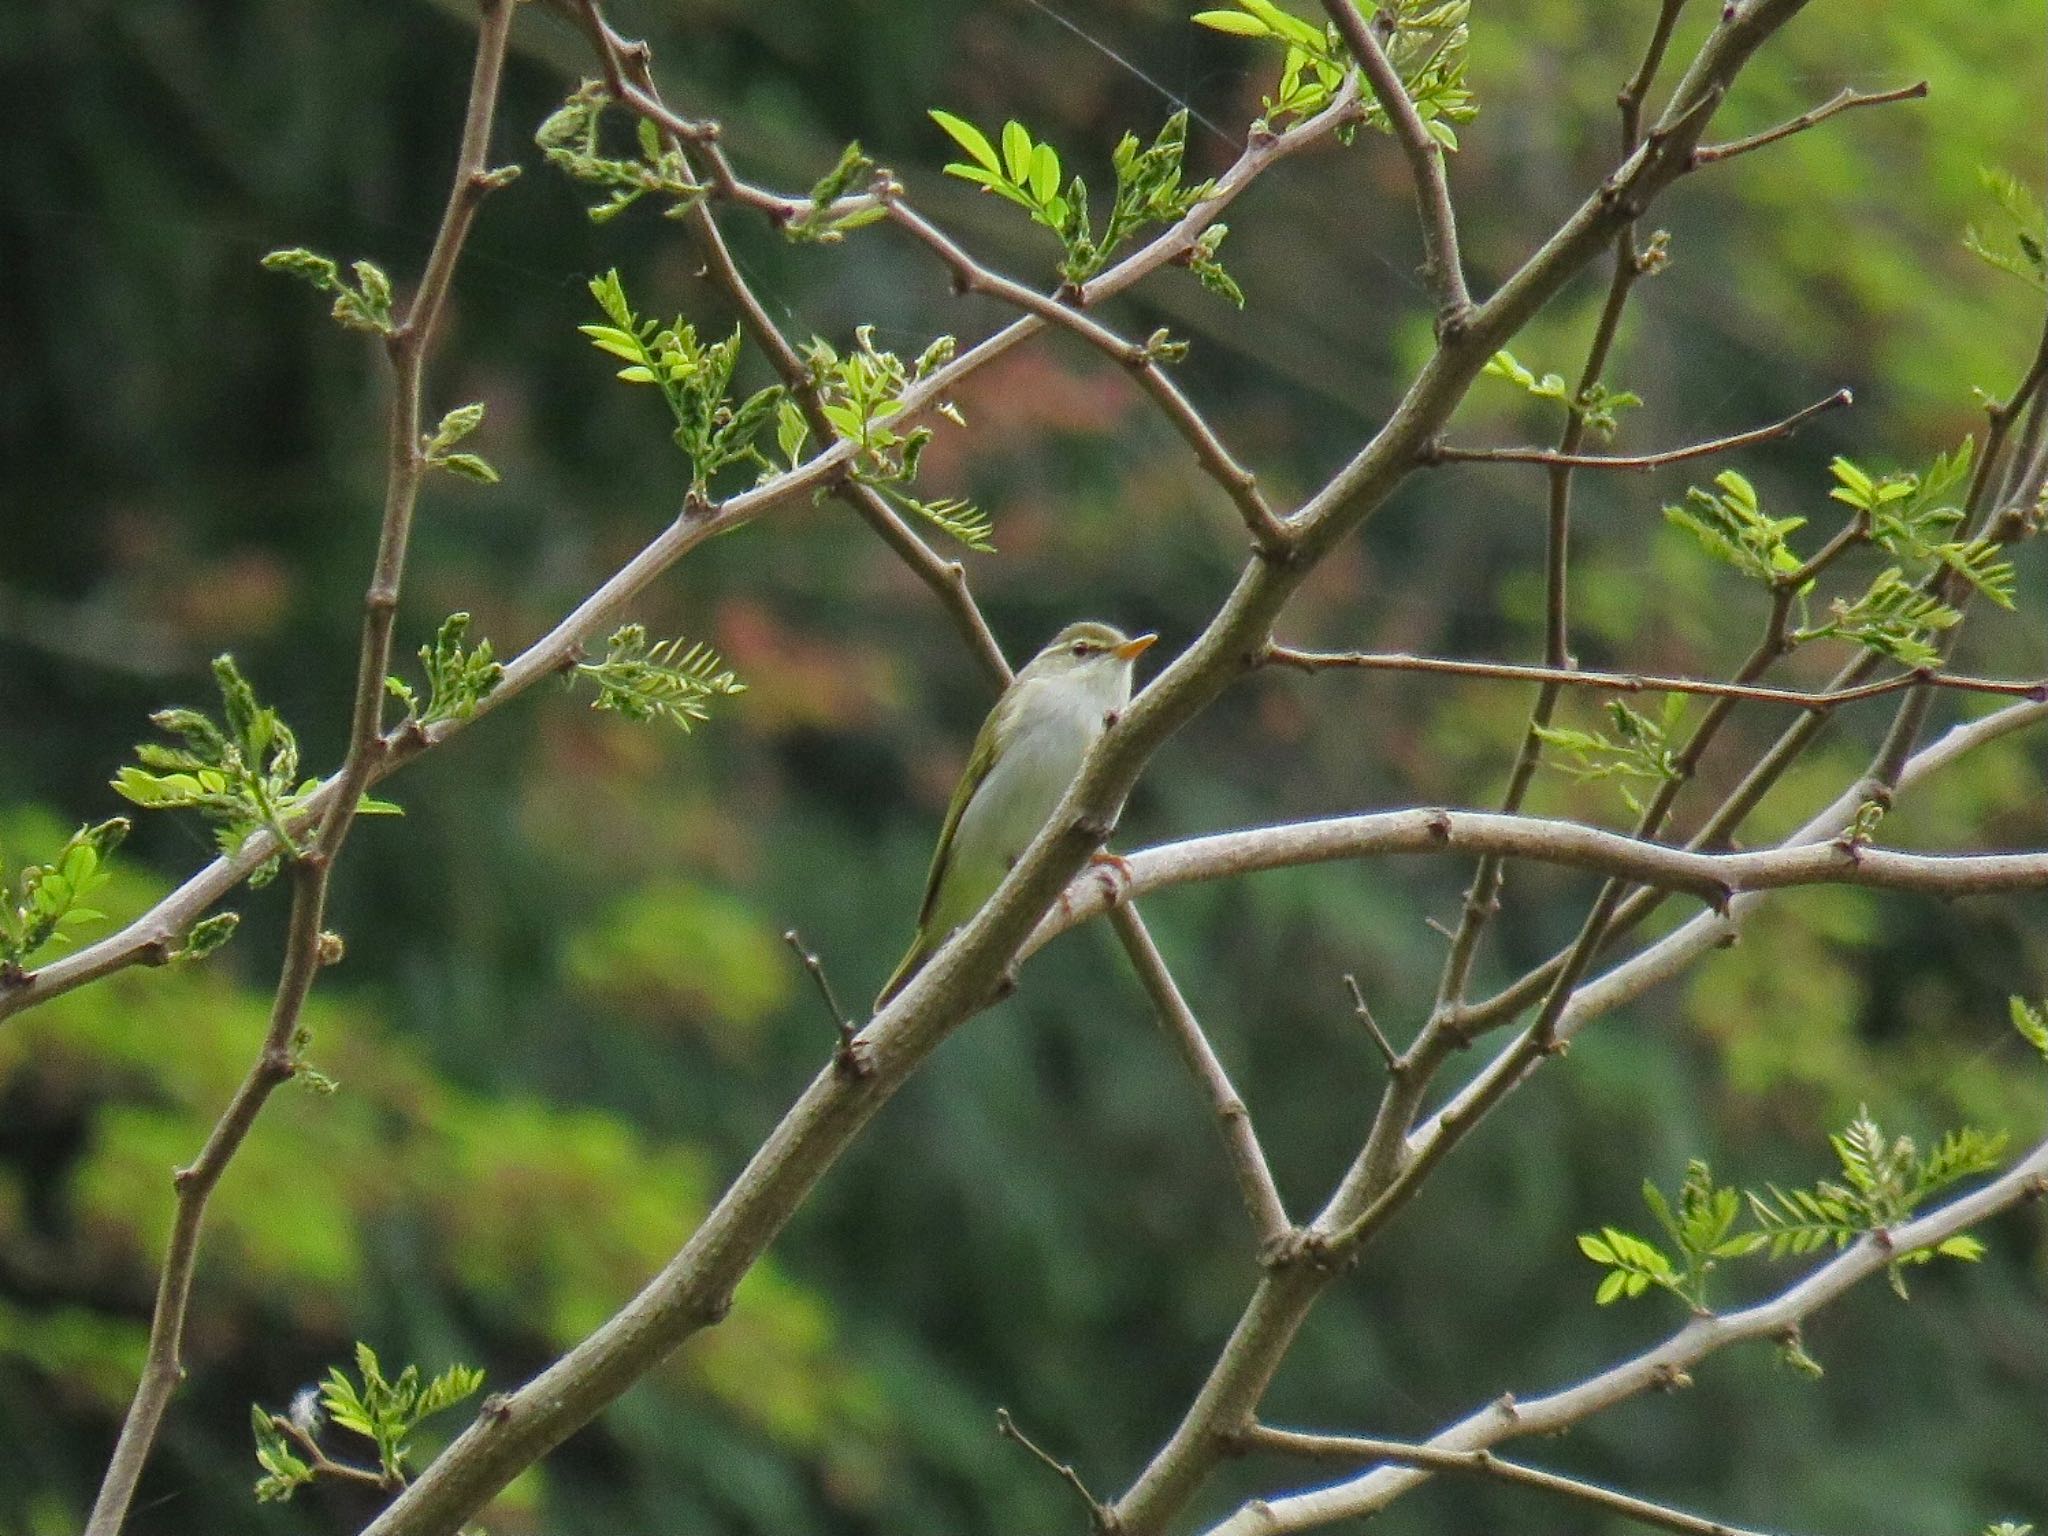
(1114, 633), (1159, 661)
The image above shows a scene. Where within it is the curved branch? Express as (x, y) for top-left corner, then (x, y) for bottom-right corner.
(1426, 387), (1850, 471)
(1035, 801), (2048, 952)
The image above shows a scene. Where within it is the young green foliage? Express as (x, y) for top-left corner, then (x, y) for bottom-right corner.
(1827, 443), (2013, 608)
(1664, 468), (1807, 585)
(1796, 567), (1962, 668)
(386, 612), (504, 728)
(1483, 349), (1641, 440)
(793, 328), (992, 550)
(1535, 695), (1685, 815)
(1581, 1109), (2006, 1325)
(0, 818), (128, 972)
(2009, 996), (2048, 1063)
(175, 910), (241, 964)
(1964, 166), (2046, 291)
(251, 1343), (484, 1500)
(1747, 1108), (2004, 1298)
(1577, 1161), (1766, 1309)
(250, 1404), (317, 1503)
(536, 80), (701, 224)
(782, 141), (890, 243)
(581, 270), (785, 503)
(1193, 0), (1476, 146)
(260, 248), (396, 333)
(929, 109), (1223, 288)
(113, 656), (397, 884)
(422, 401), (499, 485)
(573, 624), (745, 732)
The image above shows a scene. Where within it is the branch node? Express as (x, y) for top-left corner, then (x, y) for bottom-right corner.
(782, 929), (870, 1077)
(480, 1392), (514, 1424)
(1494, 1391), (1519, 1420)
(1343, 974), (1404, 1075)
(1069, 813), (1116, 847)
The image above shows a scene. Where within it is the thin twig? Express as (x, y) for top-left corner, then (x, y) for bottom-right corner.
(277, 1414), (395, 1492)
(1113, 906), (1292, 1253)
(997, 1407), (1116, 1531)
(879, 198), (1293, 555)
(1427, 388), (1850, 470)
(1693, 81), (1929, 165)
(1264, 645), (2047, 709)
(1320, 0), (1471, 322)
(86, 859), (333, 1534)
(81, 9), (516, 1531)
(783, 929), (867, 1076)
(1236, 1423), (1773, 1536)
(1342, 974), (1402, 1075)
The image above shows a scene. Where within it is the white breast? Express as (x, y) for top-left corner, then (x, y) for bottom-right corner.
(930, 663), (1127, 936)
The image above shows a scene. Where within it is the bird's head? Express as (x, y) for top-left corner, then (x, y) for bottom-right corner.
(1021, 621), (1158, 684)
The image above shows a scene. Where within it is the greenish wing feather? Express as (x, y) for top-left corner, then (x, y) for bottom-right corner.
(914, 690), (1013, 931)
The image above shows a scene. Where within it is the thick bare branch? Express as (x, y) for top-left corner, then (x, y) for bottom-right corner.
(1030, 797), (2048, 952)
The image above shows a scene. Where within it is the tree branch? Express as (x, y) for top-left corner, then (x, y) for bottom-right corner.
(1233, 1423), (1774, 1536)
(1319, 0), (1471, 322)
(1692, 81), (1929, 165)
(1030, 798), (2048, 954)
(1263, 645), (2046, 709)
(79, 10), (517, 1528)
(1111, 905), (1293, 1254)
(1426, 387), (1850, 470)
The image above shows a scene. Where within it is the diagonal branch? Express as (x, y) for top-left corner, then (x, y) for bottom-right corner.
(880, 197), (1292, 555)
(1111, 905), (1294, 1254)
(1234, 1423), (1775, 1536)
(1692, 81), (1929, 165)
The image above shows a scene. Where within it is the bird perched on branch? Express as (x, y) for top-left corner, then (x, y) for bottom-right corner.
(876, 621), (1158, 1008)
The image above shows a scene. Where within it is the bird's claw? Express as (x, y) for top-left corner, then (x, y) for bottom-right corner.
(1087, 850), (1134, 907)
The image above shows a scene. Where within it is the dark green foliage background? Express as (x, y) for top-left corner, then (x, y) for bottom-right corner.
(3, 1), (2046, 1532)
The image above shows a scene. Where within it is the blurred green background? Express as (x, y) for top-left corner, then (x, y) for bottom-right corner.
(4, 1), (2047, 1532)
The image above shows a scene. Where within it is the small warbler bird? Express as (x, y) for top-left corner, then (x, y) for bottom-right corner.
(876, 621), (1158, 1007)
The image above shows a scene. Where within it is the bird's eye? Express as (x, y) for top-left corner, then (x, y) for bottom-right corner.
(1071, 641), (1093, 656)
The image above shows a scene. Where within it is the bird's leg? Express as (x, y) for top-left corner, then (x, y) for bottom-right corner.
(1086, 849), (1133, 907)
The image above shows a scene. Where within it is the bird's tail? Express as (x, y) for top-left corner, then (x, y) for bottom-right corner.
(874, 934), (934, 1011)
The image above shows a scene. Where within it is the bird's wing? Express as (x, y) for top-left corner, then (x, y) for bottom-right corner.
(913, 683), (1019, 932)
